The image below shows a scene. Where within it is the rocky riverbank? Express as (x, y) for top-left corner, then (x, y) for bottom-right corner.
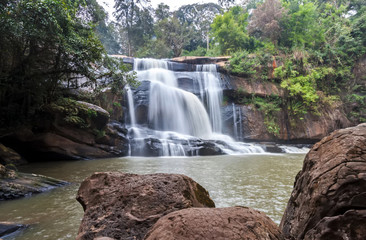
(75, 123), (366, 240)
(0, 163), (68, 201)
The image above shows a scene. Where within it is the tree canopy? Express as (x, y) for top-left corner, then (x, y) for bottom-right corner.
(0, 0), (133, 127)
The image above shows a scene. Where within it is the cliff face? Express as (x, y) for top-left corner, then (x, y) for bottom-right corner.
(221, 74), (351, 142)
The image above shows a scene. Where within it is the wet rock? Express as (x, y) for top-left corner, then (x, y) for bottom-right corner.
(222, 75), (284, 99)
(76, 101), (110, 130)
(197, 141), (225, 156)
(280, 123), (366, 240)
(170, 56), (230, 66)
(0, 165), (68, 201)
(264, 144), (284, 153)
(76, 172), (215, 240)
(144, 207), (283, 240)
(2, 120), (129, 161)
(168, 62), (194, 72)
(0, 143), (27, 166)
(0, 222), (27, 238)
(20, 132), (116, 160)
(96, 89), (124, 122)
(226, 103), (351, 142)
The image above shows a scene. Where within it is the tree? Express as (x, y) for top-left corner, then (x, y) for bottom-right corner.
(248, 0), (287, 45)
(0, 0), (134, 126)
(175, 3), (222, 52)
(114, 0), (152, 56)
(155, 17), (191, 57)
(280, 1), (324, 48)
(210, 6), (256, 54)
(155, 2), (170, 21)
(95, 9), (122, 54)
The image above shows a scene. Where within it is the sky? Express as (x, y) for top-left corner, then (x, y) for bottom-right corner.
(97, 0), (222, 20)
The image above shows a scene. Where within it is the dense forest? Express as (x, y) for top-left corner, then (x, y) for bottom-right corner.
(0, 0), (365, 133)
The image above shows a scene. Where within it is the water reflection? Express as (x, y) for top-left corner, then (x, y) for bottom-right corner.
(1, 154), (304, 240)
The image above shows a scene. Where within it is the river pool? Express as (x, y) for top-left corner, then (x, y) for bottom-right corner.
(0, 154), (305, 239)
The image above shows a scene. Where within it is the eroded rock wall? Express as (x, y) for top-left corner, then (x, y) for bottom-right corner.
(221, 74), (351, 143)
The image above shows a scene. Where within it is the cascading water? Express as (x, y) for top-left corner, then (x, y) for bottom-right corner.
(125, 58), (265, 156)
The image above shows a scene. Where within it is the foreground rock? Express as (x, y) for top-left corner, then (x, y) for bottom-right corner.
(76, 172), (215, 240)
(280, 123), (366, 239)
(0, 164), (68, 200)
(145, 207), (283, 240)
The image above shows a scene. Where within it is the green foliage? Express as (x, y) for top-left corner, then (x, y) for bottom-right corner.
(155, 3), (171, 21)
(47, 98), (88, 128)
(113, 102), (122, 108)
(210, 6), (257, 54)
(155, 17), (192, 57)
(253, 97), (282, 136)
(280, 1), (324, 48)
(93, 129), (106, 139)
(87, 109), (98, 118)
(205, 44), (222, 57)
(96, 21), (122, 54)
(135, 38), (173, 59)
(114, 0), (153, 56)
(228, 51), (258, 76)
(0, 0), (134, 128)
(182, 46), (207, 57)
(63, 116), (87, 128)
(345, 92), (366, 122)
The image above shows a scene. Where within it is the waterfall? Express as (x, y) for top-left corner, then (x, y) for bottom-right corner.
(232, 103), (244, 141)
(232, 103), (238, 139)
(125, 58), (266, 156)
(125, 85), (140, 139)
(126, 85), (137, 126)
(197, 64), (223, 133)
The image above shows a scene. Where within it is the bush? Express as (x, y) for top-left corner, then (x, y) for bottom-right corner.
(227, 51), (258, 76)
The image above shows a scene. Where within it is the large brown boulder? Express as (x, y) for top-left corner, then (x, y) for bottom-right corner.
(145, 207), (283, 240)
(280, 123), (366, 239)
(76, 172), (215, 240)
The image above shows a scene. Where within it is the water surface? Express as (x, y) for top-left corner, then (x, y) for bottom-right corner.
(1, 154), (305, 239)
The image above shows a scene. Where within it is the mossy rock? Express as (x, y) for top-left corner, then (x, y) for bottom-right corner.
(43, 98), (110, 130)
(76, 101), (110, 130)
